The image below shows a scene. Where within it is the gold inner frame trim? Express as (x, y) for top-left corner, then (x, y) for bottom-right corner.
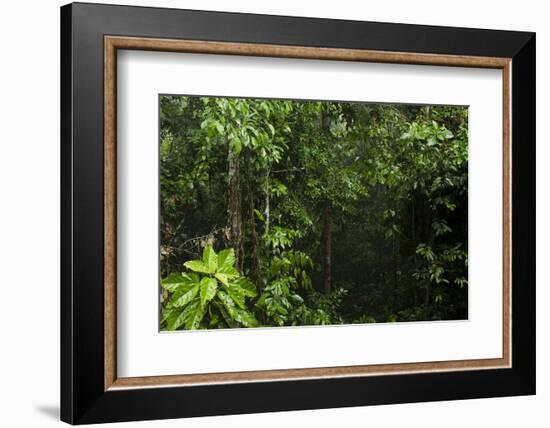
(104, 35), (512, 391)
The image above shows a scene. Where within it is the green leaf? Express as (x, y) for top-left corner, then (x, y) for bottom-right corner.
(432, 220), (452, 236)
(217, 248), (239, 278)
(255, 292), (267, 308)
(217, 264), (240, 277)
(234, 277), (257, 298)
(200, 277), (218, 306)
(164, 301), (204, 331)
(230, 137), (242, 155)
(290, 293), (304, 304)
(214, 273), (230, 286)
(184, 260), (210, 274)
(233, 307), (259, 327)
(163, 307), (185, 331)
(218, 291), (258, 327)
(217, 248), (235, 270)
(170, 283), (199, 308)
(182, 300), (206, 330)
(202, 245), (218, 274)
(161, 272), (198, 292)
(253, 209), (265, 221)
(217, 289), (235, 309)
(161, 306), (175, 323)
(224, 285), (245, 309)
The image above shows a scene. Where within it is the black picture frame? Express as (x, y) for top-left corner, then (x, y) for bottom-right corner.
(61, 2), (535, 424)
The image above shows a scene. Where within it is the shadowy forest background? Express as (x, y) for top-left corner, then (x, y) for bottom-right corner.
(159, 95), (468, 331)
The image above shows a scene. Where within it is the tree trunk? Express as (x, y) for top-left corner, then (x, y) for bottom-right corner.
(423, 283), (431, 319)
(249, 191), (260, 281)
(424, 105), (432, 121)
(422, 199), (433, 319)
(320, 107), (333, 294)
(323, 204), (332, 294)
(264, 169), (270, 237)
(226, 151), (242, 268)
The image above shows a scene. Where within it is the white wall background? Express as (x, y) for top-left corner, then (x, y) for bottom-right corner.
(0, 0), (546, 426)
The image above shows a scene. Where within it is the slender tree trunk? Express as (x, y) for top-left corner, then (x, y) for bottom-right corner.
(323, 204), (333, 294)
(392, 231), (397, 310)
(249, 192), (260, 281)
(424, 105), (432, 121)
(227, 150), (242, 268)
(412, 200), (418, 308)
(422, 200), (433, 319)
(264, 168), (270, 237)
(320, 106), (334, 294)
(423, 283), (431, 319)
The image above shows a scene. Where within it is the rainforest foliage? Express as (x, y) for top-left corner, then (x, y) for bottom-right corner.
(159, 95), (468, 331)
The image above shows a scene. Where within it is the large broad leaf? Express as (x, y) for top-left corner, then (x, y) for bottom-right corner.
(163, 307), (187, 331)
(200, 277), (218, 306)
(224, 284), (245, 309)
(217, 248), (239, 277)
(184, 260), (210, 274)
(214, 273), (230, 286)
(213, 301), (239, 329)
(160, 272), (198, 292)
(202, 245), (218, 274)
(166, 300), (206, 330)
(234, 277), (257, 298)
(217, 290), (258, 327)
(170, 283), (199, 308)
(217, 290), (235, 310)
(217, 248), (235, 270)
(217, 265), (240, 278)
(232, 307), (259, 327)
(183, 300), (206, 330)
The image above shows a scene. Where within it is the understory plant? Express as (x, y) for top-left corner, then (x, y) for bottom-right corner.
(161, 245), (258, 330)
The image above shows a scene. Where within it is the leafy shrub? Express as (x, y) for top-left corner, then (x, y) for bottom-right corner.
(294, 288), (349, 326)
(161, 246), (258, 330)
(254, 250), (313, 326)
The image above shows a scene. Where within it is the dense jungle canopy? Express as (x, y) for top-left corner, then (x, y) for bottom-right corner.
(159, 95), (468, 331)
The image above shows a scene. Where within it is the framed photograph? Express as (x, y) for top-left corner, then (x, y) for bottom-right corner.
(60, 2), (535, 424)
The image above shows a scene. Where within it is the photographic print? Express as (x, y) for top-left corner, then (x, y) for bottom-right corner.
(159, 95), (468, 331)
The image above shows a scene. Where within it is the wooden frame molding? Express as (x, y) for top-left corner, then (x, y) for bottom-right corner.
(104, 35), (512, 391)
